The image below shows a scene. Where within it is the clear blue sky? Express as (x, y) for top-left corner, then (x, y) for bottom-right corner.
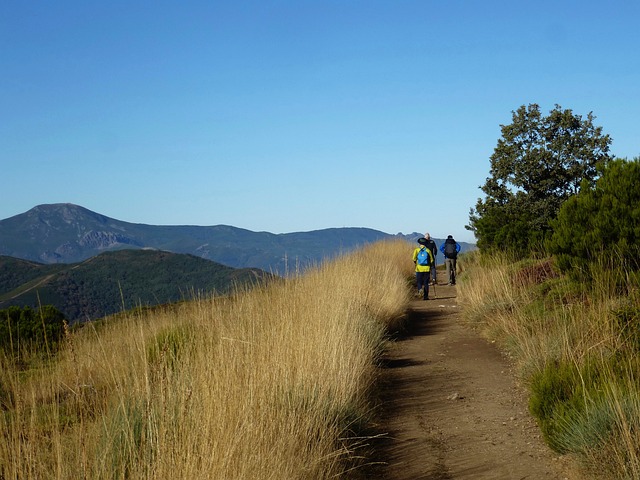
(2, 1), (639, 243)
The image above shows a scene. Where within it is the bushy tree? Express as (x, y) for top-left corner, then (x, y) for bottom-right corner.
(548, 157), (640, 274)
(468, 104), (612, 255)
(0, 305), (66, 356)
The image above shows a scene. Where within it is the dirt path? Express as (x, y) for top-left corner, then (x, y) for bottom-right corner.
(0, 274), (55, 304)
(373, 282), (577, 480)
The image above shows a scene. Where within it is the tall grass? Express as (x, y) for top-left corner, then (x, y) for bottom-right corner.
(0, 239), (413, 479)
(458, 250), (640, 479)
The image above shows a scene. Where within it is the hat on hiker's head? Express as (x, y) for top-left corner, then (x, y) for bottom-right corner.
(417, 237), (428, 246)
(424, 233), (431, 240)
(447, 235), (453, 239)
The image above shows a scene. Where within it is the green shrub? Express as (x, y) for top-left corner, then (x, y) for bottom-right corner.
(0, 305), (66, 360)
(529, 359), (603, 453)
(553, 395), (619, 456)
(529, 354), (640, 461)
(548, 158), (640, 277)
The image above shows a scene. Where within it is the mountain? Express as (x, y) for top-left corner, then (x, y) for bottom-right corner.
(0, 250), (269, 323)
(0, 203), (476, 273)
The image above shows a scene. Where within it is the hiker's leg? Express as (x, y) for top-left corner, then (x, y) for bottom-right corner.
(424, 271), (430, 299)
(445, 258), (452, 284)
(431, 260), (437, 283)
(451, 259), (457, 284)
(416, 272), (426, 295)
(418, 272), (429, 296)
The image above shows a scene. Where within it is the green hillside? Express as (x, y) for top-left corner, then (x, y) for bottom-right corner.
(0, 256), (67, 293)
(0, 250), (270, 322)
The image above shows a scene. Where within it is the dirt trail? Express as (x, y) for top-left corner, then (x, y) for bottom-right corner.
(1, 274), (55, 303)
(373, 282), (578, 480)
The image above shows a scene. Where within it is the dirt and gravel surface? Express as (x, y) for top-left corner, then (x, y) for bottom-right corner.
(373, 282), (581, 480)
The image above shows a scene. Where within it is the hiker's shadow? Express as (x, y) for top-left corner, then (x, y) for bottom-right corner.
(388, 305), (449, 342)
(378, 357), (424, 369)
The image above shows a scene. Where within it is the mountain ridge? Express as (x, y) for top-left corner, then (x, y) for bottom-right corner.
(0, 203), (475, 273)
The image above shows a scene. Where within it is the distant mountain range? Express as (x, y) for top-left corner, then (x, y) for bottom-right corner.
(0, 203), (475, 273)
(0, 204), (476, 322)
(0, 250), (269, 323)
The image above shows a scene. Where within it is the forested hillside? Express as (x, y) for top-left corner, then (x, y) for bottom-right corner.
(0, 250), (270, 322)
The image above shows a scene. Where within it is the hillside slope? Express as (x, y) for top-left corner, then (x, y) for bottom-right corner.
(0, 250), (269, 322)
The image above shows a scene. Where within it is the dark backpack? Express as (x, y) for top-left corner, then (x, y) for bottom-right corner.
(417, 248), (430, 266)
(444, 240), (458, 259)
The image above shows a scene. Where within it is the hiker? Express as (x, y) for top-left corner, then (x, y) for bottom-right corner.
(440, 235), (461, 285)
(413, 237), (434, 300)
(423, 233), (438, 285)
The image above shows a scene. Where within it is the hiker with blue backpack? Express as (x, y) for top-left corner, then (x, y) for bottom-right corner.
(440, 235), (461, 285)
(413, 237), (435, 300)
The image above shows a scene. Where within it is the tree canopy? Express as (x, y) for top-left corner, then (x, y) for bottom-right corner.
(468, 104), (612, 255)
(548, 157), (640, 275)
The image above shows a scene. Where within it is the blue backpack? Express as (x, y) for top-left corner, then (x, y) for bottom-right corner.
(417, 248), (430, 266)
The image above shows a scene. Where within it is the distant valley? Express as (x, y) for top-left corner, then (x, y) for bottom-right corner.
(0, 203), (476, 322)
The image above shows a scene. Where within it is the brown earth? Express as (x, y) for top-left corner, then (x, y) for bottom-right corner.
(371, 281), (581, 480)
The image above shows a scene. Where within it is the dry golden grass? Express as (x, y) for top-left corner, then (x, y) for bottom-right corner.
(1, 239), (413, 479)
(458, 251), (640, 479)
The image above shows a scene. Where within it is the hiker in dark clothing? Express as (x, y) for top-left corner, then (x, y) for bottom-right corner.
(440, 235), (461, 285)
(423, 233), (438, 285)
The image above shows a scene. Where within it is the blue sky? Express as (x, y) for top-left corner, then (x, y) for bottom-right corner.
(2, 1), (639, 243)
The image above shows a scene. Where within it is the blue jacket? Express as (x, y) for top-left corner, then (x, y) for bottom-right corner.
(440, 238), (461, 258)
